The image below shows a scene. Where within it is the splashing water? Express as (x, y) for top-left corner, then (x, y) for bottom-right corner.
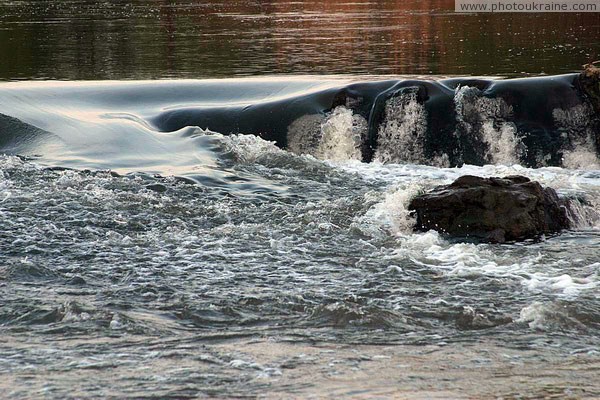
(553, 104), (600, 169)
(316, 106), (365, 162)
(374, 92), (428, 164)
(287, 106), (365, 162)
(455, 86), (524, 165)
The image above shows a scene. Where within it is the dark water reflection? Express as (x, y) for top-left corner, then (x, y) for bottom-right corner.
(0, 0), (599, 80)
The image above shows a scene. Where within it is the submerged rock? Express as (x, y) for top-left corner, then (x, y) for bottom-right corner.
(146, 183), (168, 193)
(408, 175), (570, 243)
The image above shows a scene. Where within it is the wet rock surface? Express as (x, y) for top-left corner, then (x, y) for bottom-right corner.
(408, 175), (571, 243)
(579, 62), (600, 113)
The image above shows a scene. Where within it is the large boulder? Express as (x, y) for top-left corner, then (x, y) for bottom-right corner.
(408, 175), (571, 243)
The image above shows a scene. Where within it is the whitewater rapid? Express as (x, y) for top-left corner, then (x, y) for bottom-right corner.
(1, 76), (599, 398)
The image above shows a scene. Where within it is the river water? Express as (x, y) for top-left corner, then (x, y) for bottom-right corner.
(1, 2), (600, 399)
(1, 0), (599, 79)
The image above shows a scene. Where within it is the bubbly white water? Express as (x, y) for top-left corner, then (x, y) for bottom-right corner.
(518, 301), (590, 331)
(553, 103), (600, 169)
(316, 106), (365, 162)
(287, 106), (365, 162)
(351, 183), (423, 238)
(219, 130), (284, 163)
(1, 129), (600, 399)
(373, 92), (431, 165)
(454, 85), (523, 165)
(290, 85), (599, 171)
(324, 146), (600, 308)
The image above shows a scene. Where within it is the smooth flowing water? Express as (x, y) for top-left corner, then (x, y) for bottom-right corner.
(1, 2), (600, 399)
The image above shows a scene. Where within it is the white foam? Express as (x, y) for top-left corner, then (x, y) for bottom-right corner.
(109, 313), (124, 330)
(561, 146), (600, 170)
(389, 231), (599, 298)
(481, 120), (521, 165)
(315, 106), (365, 162)
(400, 230), (444, 250)
(565, 196), (600, 229)
(229, 359), (261, 369)
(61, 301), (92, 323)
(219, 133), (284, 164)
(518, 302), (554, 330)
(286, 106), (366, 162)
(351, 184), (423, 238)
(525, 273), (597, 298)
(454, 86), (523, 165)
(373, 92), (430, 165)
(517, 301), (588, 331)
(553, 104), (600, 169)
(394, 236), (522, 277)
(336, 160), (600, 195)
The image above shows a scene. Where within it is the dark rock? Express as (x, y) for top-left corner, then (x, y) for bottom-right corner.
(579, 62), (600, 113)
(578, 63), (600, 157)
(408, 175), (571, 243)
(66, 276), (87, 285)
(146, 183), (168, 193)
(455, 306), (513, 330)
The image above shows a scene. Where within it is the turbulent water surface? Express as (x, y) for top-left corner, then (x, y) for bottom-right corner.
(0, 76), (599, 399)
(1, 1), (600, 399)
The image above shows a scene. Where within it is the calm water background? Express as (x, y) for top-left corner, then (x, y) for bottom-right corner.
(0, 0), (599, 80)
